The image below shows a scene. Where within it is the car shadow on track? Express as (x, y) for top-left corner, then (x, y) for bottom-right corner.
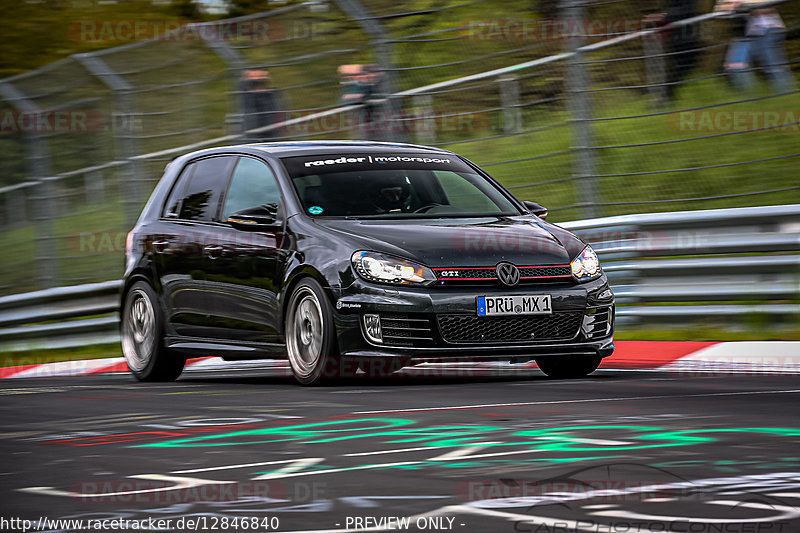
(176, 366), (620, 388)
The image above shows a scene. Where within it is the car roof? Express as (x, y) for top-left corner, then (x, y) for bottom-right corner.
(179, 140), (455, 161)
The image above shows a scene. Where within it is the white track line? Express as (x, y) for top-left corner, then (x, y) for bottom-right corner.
(352, 389), (800, 414)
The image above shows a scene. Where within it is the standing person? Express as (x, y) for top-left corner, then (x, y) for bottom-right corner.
(716, 1), (796, 93)
(716, 1), (753, 90)
(338, 64), (383, 139)
(747, 8), (796, 92)
(360, 64), (383, 139)
(645, 0), (701, 102)
(240, 69), (284, 142)
(338, 64), (366, 105)
(338, 64), (365, 139)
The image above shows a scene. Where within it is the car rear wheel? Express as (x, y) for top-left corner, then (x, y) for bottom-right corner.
(535, 355), (602, 379)
(121, 281), (185, 382)
(286, 278), (356, 385)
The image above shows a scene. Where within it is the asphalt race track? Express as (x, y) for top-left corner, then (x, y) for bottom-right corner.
(1, 363), (800, 533)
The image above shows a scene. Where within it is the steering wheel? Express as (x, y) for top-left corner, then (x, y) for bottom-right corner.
(413, 203), (444, 214)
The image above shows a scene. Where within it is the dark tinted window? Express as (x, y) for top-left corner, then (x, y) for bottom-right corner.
(282, 154), (519, 219)
(162, 163), (195, 218)
(176, 156), (235, 222)
(222, 157), (281, 220)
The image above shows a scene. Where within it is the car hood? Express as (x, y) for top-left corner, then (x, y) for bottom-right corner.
(313, 216), (585, 267)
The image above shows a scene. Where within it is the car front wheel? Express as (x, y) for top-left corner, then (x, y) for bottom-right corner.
(121, 281), (185, 382)
(535, 355), (602, 379)
(286, 278), (356, 385)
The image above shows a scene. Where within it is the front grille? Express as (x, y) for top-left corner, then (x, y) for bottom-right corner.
(380, 313), (435, 347)
(519, 266), (571, 278)
(437, 312), (582, 344)
(433, 265), (572, 285)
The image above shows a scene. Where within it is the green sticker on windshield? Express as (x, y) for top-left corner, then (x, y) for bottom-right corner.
(308, 206), (324, 215)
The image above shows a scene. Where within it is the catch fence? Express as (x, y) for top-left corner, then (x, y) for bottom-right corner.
(0, 0), (798, 294)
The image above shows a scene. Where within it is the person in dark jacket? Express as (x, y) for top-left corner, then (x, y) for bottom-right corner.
(645, 0), (701, 101)
(240, 69), (285, 141)
(338, 64), (382, 139)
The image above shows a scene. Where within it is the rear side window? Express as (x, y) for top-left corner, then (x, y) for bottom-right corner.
(163, 163), (194, 218)
(222, 157), (281, 220)
(165, 156), (235, 222)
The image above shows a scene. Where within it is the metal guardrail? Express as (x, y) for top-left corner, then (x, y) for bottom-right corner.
(0, 280), (121, 351)
(562, 204), (800, 321)
(0, 205), (797, 352)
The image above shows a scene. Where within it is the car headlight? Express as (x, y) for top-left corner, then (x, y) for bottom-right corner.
(351, 251), (436, 286)
(570, 245), (602, 282)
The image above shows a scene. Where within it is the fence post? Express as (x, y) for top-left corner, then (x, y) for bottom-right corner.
(412, 94), (436, 145)
(74, 53), (142, 228)
(499, 75), (522, 135)
(0, 81), (58, 288)
(643, 36), (668, 105)
(562, 0), (599, 219)
(4, 184), (28, 229)
(201, 34), (247, 138)
(84, 170), (105, 205)
(32, 178), (59, 288)
(334, 0), (405, 143)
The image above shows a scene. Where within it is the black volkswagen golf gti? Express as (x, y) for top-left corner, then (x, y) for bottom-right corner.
(122, 141), (614, 385)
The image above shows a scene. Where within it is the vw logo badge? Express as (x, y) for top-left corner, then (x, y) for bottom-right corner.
(496, 262), (520, 287)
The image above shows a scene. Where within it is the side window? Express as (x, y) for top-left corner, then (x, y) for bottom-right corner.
(222, 157), (281, 220)
(177, 156), (235, 222)
(162, 163), (195, 218)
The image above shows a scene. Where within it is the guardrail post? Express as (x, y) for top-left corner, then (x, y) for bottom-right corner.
(562, 0), (599, 219)
(499, 75), (522, 135)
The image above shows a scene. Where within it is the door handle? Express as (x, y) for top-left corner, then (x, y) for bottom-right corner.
(152, 240), (169, 253)
(204, 245), (223, 258)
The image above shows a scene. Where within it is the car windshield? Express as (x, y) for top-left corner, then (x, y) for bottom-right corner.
(281, 153), (520, 219)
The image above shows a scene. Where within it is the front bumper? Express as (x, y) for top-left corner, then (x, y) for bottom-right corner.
(331, 276), (615, 362)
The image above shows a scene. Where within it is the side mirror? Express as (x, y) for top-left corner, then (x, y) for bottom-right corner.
(523, 201), (548, 220)
(227, 205), (281, 231)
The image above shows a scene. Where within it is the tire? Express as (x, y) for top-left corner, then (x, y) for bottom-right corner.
(121, 281), (185, 382)
(535, 355), (602, 379)
(359, 358), (406, 378)
(285, 278), (356, 385)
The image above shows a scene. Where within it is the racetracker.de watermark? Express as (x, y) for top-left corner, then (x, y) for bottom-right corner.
(0, 110), (111, 133)
(69, 19), (322, 43)
(275, 109), (491, 135)
(461, 18), (698, 42)
(668, 109), (800, 133)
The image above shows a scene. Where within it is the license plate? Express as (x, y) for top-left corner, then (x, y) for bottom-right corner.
(477, 295), (552, 316)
